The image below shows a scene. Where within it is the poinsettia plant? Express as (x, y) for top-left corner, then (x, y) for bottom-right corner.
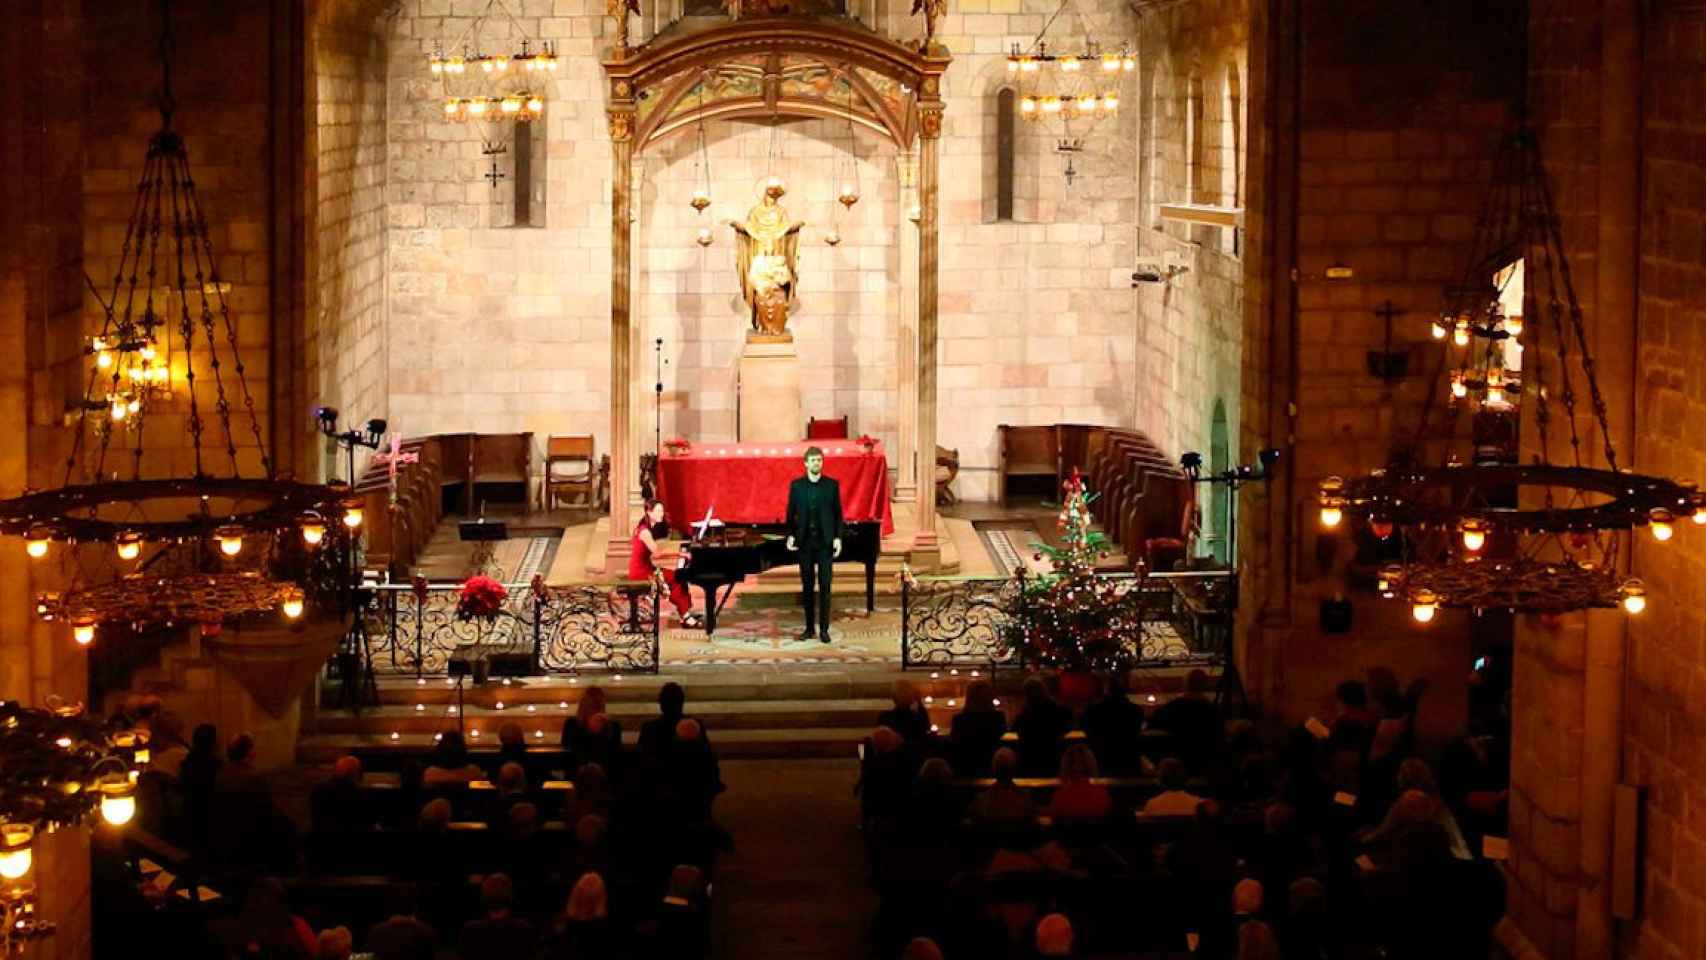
(456, 575), (509, 621)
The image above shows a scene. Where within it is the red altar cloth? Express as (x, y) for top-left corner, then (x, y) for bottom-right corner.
(655, 440), (895, 537)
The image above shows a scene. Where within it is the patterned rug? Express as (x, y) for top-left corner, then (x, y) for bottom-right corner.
(975, 521), (1055, 577)
(661, 591), (903, 665)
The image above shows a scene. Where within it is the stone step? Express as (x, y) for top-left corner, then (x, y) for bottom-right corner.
(341, 668), (1005, 706)
(312, 697), (896, 735)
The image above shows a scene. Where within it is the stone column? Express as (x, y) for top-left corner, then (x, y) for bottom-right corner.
(893, 150), (920, 503)
(604, 93), (637, 570)
(914, 93), (942, 551)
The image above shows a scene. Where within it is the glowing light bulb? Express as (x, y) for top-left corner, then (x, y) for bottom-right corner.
(1007, 57), (1020, 74)
(1693, 503), (1706, 526)
(1370, 518), (1394, 540)
(72, 617), (96, 646)
(1451, 375), (1468, 399)
(1486, 385), (1505, 406)
(1319, 505), (1342, 528)
(501, 96), (522, 114)
(1059, 54), (1079, 72)
(1459, 520), (1487, 552)
(1020, 96), (1038, 116)
(302, 516), (326, 545)
(0, 824), (34, 880)
(1650, 508), (1675, 542)
(444, 99), (461, 117)
(343, 502), (364, 528)
(1122, 54), (1136, 71)
(110, 399), (128, 421)
(25, 526), (51, 559)
(1102, 92), (1119, 111)
(690, 187), (711, 212)
(99, 780), (136, 826)
(281, 588), (305, 620)
(116, 532), (141, 561)
(1317, 476), (1345, 529)
(469, 98), (488, 116)
(216, 526), (244, 557)
(697, 227), (713, 247)
(1076, 94), (1097, 113)
(1503, 315), (1523, 338)
(1453, 322), (1471, 347)
(1411, 590), (1438, 624)
(1102, 53), (1120, 72)
(1621, 579), (1647, 615)
(526, 96), (544, 114)
(1431, 319), (1448, 340)
(97, 350), (113, 370)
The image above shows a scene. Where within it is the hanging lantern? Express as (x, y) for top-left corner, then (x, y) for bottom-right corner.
(215, 525), (245, 557)
(1459, 518), (1489, 553)
(837, 182), (860, 209)
(0, 823), (33, 880)
(1620, 578), (1647, 615)
(1410, 589), (1438, 624)
(116, 530), (142, 561)
(301, 513), (326, 546)
(1453, 319), (1471, 347)
(526, 95), (544, 115)
(690, 188), (711, 212)
(98, 777), (137, 826)
(1503, 314), (1523, 338)
(1376, 564), (1403, 597)
(280, 586), (305, 620)
(1317, 476), (1345, 528)
(343, 499), (365, 529)
(72, 616), (96, 646)
(1370, 517), (1394, 540)
(25, 524), (52, 559)
(1431, 317), (1449, 340)
(696, 226), (713, 247)
(824, 229), (842, 247)
(1649, 508), (1675, 542)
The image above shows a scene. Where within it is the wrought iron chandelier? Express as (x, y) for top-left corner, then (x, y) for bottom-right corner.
(0, 0), (346, 646)
(1, 697), (141, 951)
(430, 0), (553, 124)
(1006, 0), (1130, 166)
(1317, 127), (1698, 622)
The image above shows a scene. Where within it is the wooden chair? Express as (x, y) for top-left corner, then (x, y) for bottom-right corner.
(807, 416), (850, 440)
(998, 424), (1060, 507)
(935, 445), (961, 506)
(544, 436), (597, 512)
(470, 432), (532, 515)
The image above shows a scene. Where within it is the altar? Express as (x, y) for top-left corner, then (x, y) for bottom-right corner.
(655, 440), (896, 536)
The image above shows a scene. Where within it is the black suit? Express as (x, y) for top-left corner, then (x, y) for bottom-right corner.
(786, 474), (843, 636)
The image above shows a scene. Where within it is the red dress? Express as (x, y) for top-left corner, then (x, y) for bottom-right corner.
(630, 520), (692, 617)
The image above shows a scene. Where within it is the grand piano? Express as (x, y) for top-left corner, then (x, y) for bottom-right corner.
(675, 522), (882, 635)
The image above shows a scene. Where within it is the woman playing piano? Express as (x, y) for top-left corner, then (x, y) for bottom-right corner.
(631, 499), (702, 629)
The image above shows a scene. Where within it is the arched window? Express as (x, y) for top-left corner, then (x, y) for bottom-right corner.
(996, 88), (1015, 221)
(1187, 71), (1206, 205)
(1220, 62), (1242, 254)
(1207, 399), (1230, 563)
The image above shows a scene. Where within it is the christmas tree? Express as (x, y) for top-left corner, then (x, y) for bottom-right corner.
(1007, 468), (1137, 672)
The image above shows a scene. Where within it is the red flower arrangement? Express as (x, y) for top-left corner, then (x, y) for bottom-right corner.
(855, 434), (878, 451)
(663, 437), (692, 455)
(456, 575), (509, 621)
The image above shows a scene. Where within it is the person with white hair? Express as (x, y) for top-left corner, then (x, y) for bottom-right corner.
(1035, 912), (1075, 957)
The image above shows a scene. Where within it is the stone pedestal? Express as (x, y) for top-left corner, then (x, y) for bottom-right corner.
(738, 334), (803, 442)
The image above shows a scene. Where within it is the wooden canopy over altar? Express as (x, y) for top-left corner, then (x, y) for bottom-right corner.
(599, 18), (951, 566)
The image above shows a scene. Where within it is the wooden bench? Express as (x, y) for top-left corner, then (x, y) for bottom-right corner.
(997, 424), (1061, 506)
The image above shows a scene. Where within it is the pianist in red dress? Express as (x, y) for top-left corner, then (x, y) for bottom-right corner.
(630, 499), (702, 629)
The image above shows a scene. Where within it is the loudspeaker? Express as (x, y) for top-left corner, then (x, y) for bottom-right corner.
(488, 653), (533, 678)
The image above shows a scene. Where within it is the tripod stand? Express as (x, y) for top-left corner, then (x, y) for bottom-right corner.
(317, 408), (385, 711)
(1180, 447), (1280, 715)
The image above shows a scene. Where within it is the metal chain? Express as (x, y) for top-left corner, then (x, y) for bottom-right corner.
(166, 153), (206, 479)
(182, 162), (272, 478)
(168, 153), (241, 477)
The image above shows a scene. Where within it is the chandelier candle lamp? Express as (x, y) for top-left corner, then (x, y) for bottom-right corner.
(1319, 127), (1699, 623)
(0, 0), (345, 646)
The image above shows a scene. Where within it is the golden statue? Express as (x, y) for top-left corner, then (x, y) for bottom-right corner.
(729, 178), (805, 337)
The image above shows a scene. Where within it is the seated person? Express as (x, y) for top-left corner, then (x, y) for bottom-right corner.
(950, 680), (1007, 776)
(561, 686), (623, 776)
(1147, 669), (1223, 769)
(1013, 676), (1073, 777)
(876, 679), (931, 742)
(1141, 757), (1202, 817)
(1044, 743), (1112, 822)
(970, 746), (1035, 831)
(310, 755), (367, 833)
(457, 874), (537, 960)
(422, 731), (483, 788)
(1083, 669), (1146, 775)
(631, 498), (702, 629)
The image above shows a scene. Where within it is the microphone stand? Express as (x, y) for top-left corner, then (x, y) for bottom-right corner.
(654, 337), (665, 459)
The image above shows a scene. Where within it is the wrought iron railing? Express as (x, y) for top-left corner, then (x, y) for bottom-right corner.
(899, 569), (1233, 670)
(358, 580), (661, 676)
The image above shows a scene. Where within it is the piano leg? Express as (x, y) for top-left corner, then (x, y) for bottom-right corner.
(865, 561), (876, 613)
(697, 585), (719, 635)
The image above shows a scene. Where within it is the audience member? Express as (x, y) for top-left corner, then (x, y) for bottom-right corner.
(225, 877), (316, 959)
(877, 679), (931, 742)
(969, 747), (1034, 833)
(179, 722), (221, 855)
(641, 863), (708, 959)
(949, 680), (1007, 776)
(1329, 680), (1375, 748)
(316, 926), (353, 960)
(1237, 920), (1282, 960)
(664, 717), (726, 820)
(422, 731), (483, 788)
(214, 733), (285, 866)
(1035, 912), (1074, 957)
(901, 936), (944, 960)
(638, 681), (696, 756)
(310, 755), (366, 833)
(565, 761), (613, 828)
(365, 886), (439, 960)
(1013, 676), (1073, 776)
(493, 721), (535, 782)
(562, 686), (623, 775)
(1044, 744), (1112, 822)
(456, 874), (538, 960)
(1141, 758), (1202, 817)
(1083, 668), (1146, 775)
(544, 871), (616, 957)
(1147, 669), (1222, 769)
(487, 761), (530, 828)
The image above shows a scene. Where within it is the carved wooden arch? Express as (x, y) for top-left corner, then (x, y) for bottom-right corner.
(603, 18), (951, 154)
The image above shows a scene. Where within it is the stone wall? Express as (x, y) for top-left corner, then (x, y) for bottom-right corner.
(380, 0), (1204, 502)
(312, 0), (392, 475)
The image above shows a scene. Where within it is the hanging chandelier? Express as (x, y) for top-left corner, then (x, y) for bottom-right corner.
(1006, 0), (1131, 163)
(430, 0), (553, 124)
(0, 0), (346, 646)
(690, 71), (714, 248)
(1, 697), (141, 951)
(1319, 127), (1698, 623)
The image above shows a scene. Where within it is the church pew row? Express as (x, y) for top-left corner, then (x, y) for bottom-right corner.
(349, 431), (531, 578)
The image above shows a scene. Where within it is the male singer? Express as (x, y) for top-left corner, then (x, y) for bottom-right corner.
(785, 446), (842, 643)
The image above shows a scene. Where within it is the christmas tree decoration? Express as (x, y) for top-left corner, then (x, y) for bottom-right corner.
(1006, 468), (1141, 673)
